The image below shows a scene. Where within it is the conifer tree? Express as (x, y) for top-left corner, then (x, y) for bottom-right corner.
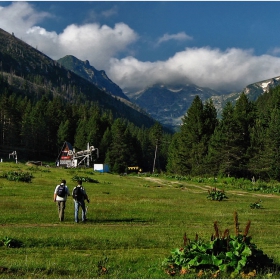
(105, 118), (132, 173)
(177, 96), (204, 174)
(57, 120), (71, 146)
(232, 93), (256, 177)
(260, 106), (280, 180)
(207, 102), (239, 177)
(174, 95), (214, 175)
(249, 87), (280, 179)
(166, 132), (183, 174)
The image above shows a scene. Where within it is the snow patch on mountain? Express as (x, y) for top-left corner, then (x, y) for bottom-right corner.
(167, 88), (183, 92)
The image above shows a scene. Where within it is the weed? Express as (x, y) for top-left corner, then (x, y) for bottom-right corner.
(71, 175), (99, 183)
(250, 200), (263, 209)
(162, 212), (276, 278)
(97, 256), (109, 276)
(1, 236), (23, 248)
(207, 187), (228, 201)
(0, 171), (33, 182)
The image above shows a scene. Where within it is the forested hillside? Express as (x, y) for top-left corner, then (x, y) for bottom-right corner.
(167, 87), (280, 181)
(0, 27), (175, 172)
(0, 29), (175, 172)
(0, 28), (156, 128)
(0, 74), (172, 171)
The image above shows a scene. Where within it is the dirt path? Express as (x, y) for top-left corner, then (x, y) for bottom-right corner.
(142, 176), (280, 198)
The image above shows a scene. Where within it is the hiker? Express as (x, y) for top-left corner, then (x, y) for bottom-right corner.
(72, 180), (90, 223)
(54, 179), (70, 222)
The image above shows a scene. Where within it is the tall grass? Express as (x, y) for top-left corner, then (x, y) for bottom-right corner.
(1, 162), (280, 278)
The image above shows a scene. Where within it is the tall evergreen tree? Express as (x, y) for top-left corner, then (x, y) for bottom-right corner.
(232, 93), (256, 177)
(207, 102), (238, 176)
(100, 127), (112, 164)
(173, 95), (212, 175)
(57, 120), (71, 146)
(105, 118), (133, 173)
(259, 107), (280, 180)
(74, 118), (88, 150)
(166, 132), (183, 174)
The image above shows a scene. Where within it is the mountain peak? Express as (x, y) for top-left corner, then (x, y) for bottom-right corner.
(57, 55), (129, 100)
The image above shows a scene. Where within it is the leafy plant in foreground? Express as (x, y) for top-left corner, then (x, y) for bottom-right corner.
(207, 187), (228, 201)
(162, 212), (276, 278)
(250, 199), (262, 209)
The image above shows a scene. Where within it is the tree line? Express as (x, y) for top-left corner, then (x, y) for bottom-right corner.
(1, 67), (280, 180)
(167, 85), (280, 181)
(0, 75), (171, 173)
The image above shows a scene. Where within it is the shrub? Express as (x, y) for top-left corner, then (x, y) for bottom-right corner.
(250, 200), (262, 209)
(0, 171), (33, 182)
(162, 212), (276, 278)
(1, 236), (23, 248)
(72, 175), (99, 183)
(207, 187), (228, 201)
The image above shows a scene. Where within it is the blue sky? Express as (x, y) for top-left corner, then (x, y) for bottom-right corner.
(1, 1), (280, 93)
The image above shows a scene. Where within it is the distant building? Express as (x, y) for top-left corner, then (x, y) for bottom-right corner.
(56, 142), (98, 168)
(56, 141), (73, 167)
(94, 164), (110, 173)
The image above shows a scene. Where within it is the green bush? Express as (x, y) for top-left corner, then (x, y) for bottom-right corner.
(71, 175), (99, 183)
(207, 187), (228, 201)
(162, 212), (275, 278)
(1, 236), (23, 248)
(250, 200), (262, 209)
(1, 171), (33, 182)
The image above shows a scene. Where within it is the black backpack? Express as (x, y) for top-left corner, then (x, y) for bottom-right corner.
(73, 186), (83, 200)
(56, 184), (66, 197)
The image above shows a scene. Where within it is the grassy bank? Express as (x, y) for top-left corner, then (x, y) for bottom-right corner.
(1, 162), (280, 278)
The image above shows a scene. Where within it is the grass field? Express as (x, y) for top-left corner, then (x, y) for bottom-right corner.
(1, 162), (280, 278)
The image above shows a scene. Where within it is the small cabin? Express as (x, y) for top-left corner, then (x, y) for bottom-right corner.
(94, 164), (110, 173)
(56, 141), (73, 167)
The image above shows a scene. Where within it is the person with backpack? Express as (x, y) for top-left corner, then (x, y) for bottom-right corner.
(53, 179), (70, 222)
(72, 180), (90, 223)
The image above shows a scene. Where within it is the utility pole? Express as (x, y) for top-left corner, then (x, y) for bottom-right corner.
(152, 139), (158, 173)
(87, 142), (89, 167)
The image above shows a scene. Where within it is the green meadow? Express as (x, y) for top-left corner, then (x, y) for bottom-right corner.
(1, 162), (280, 278)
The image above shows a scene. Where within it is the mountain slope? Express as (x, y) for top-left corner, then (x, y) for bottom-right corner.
(126, 84), (225, 130)
(57, 55), (129, 101)
(126, 76), (280, 128)
(211, 75), (280, 116)
(0, 28), (156, 129)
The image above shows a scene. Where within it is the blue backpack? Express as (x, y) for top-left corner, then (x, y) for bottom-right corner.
(56, 184), (66, 197)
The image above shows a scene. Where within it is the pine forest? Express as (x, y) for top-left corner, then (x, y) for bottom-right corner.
(1, 67), (280, 181)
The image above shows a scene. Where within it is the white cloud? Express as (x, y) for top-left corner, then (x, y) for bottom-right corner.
(108, 47), (280, 92)
(0, 2), (51, 36)
(268, 47), (280, 56)
(85, 6), (118, 23)
(101, 6), (118, 18)
(54, 22), (138, 69)
(157, 32), (193, 45)
(0, 3), (138, 70)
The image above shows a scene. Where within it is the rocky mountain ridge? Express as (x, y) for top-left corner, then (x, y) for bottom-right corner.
(57, 55), (129, 101)
(126, 84), (224, 130)
(211, 75), (280, 116)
